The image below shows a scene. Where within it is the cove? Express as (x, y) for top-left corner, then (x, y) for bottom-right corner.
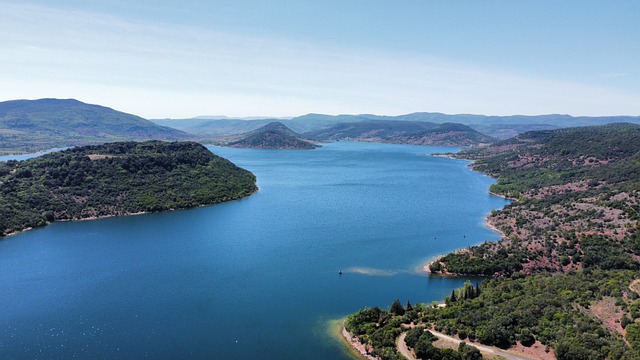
(0, 141), (509, 359)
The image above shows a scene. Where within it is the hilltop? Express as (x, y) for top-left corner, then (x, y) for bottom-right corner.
(304, 120), (495, 146)
(0, 99), (190, 154)
(226, 122), (319, 149)
(0, 141), (257, 236)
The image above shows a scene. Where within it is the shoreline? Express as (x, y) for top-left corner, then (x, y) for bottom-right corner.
(489, 189), (518, 201)
(340, 324), (380, 360)
(2, 188), (259, 238)
(423, 191), (511, 276)
(423, 215), (508, 276)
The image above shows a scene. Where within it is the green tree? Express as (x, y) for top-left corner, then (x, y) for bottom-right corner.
(458, 342), (482, 360)
(389, 299), (405, 316)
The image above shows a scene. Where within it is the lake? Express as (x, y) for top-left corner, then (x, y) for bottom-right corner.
(0, 142), (508, 359)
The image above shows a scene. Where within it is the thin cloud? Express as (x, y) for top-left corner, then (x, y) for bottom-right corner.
(1, 1), (639, 118)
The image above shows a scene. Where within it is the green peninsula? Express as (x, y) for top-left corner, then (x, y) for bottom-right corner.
(0, 141), (257, 236)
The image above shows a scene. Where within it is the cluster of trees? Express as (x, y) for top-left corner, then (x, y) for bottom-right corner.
(405, 327), (481, 360)
(424, 270), (640, 359)
(347, 270), (640, 359)
(0, 141), (257, 236)
(345, 299), (483, 360)
(431, 246), (526, 275)
(446, 280), (480, 304)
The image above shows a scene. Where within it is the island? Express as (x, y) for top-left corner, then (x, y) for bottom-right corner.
(344, 123), (640, 360)
(226, 122), (320, 149)
(0, 141), (257, 236)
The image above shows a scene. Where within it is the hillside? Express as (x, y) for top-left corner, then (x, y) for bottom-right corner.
(0, 99), (190, 154)
(0, 141), (257, 236)
(304, 120), (495, 146)
(345, 123), (640, 360)
(431, 123), (640, 275)
(226, 122), (319, 149)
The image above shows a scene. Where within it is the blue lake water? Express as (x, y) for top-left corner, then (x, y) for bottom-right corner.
(0, 142), (508, 359)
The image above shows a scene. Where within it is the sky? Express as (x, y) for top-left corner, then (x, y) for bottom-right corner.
(1, 0), (639, 119)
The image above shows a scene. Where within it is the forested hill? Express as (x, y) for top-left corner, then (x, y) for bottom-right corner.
(304, 120), (495, 146)
(0, 99), (191, 154)
(0, 141), (257, 236)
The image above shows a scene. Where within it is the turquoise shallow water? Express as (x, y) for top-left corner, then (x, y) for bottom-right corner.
(0, 142), (508, 359)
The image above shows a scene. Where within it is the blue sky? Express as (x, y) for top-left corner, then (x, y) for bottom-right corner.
(1, 1), (639, 118)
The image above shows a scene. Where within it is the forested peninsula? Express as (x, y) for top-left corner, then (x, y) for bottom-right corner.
(0, 141), (257, 236)
(346, 124), (640, 360)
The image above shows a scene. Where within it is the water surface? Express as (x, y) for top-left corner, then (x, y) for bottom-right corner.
(0, 142), (508, 359)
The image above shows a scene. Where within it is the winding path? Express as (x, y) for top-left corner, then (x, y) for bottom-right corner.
(397, 332), (417, 360)
(397, 330), (538, 360)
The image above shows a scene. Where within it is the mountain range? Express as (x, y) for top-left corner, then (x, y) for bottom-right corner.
(152, 112), (640, 140)
(3, 98), (640, 153)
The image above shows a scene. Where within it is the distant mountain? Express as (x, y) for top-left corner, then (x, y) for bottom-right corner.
(153, 118), (286, 137)
(304, 120), (495, 146)
(0, 99), (190, 154)
(152, 112), (640, 140)
(227, 122), (319, 149)
(467, 123), (561, 140)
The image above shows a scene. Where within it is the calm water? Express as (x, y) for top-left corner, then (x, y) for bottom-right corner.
(0, 142), (508, 359)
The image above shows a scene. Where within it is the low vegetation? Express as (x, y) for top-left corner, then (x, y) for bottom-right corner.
(432, 123), (640, 275)
(0, 141), (257, 236)
(348, 124), (640, 359)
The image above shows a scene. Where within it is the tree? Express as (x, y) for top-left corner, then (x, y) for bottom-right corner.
(389, 299), (405, 316)
(406, 300), (413, 312)
(458, 342), (482, 360)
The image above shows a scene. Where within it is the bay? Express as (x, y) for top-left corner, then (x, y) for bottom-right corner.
(0, 141), (508, 359)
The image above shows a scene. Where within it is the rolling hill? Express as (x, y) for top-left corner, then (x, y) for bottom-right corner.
(0, 99), (191, 154)
(304, 120), (495, 146)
